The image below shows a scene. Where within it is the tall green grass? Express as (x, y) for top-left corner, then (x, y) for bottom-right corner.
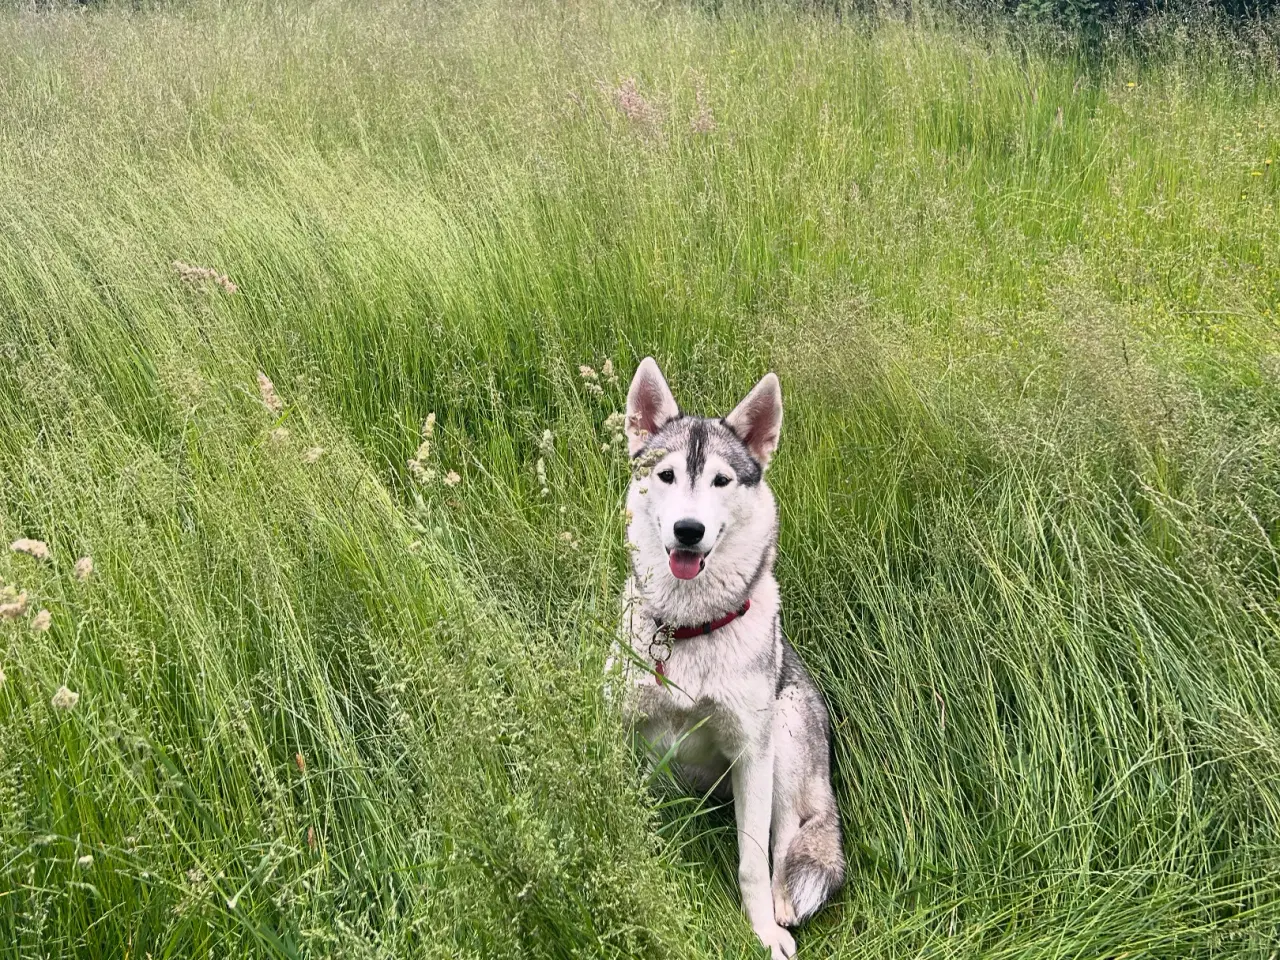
(1, 1), (1279, 956)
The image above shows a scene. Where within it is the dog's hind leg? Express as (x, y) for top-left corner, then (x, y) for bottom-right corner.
(770, 691), (845, 927)
(770, 789), (802, 926)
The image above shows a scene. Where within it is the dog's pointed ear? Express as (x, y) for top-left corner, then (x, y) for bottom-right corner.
(626, 358), (679, 455)
(725, 372), (782, 467)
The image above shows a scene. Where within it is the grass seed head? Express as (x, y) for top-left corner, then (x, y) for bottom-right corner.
(51, 685), (79, 710)
(0, 592), (30, 620)
(605, 78), (664, 136)
(257, 372), (284, 414)
(10, 538), (50, 561)
(690, 75), (715, 134)
(174, 260), (237, 294)
(536, 457), (549, 496)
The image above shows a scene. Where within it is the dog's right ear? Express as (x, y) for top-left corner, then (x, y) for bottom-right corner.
(626, 357), (679, 455)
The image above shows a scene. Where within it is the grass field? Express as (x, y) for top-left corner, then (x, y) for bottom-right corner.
(2, 0), (1280, 956)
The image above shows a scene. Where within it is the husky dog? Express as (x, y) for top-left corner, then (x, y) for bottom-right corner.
(609, 358), (844, 959)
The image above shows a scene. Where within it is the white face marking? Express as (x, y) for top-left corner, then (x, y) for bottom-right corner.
(637, 449), (752, 556)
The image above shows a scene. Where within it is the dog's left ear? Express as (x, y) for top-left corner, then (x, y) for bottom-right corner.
(725, 373), (782, 467)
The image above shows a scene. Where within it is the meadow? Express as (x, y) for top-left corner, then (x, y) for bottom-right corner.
(1, 0), (1279, 956)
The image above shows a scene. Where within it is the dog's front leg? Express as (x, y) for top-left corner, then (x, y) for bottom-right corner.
(732, 736), (795, 960)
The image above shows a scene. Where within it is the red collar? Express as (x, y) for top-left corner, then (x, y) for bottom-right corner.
(665, 598), (752, 640)
(651, 598), (751, 686)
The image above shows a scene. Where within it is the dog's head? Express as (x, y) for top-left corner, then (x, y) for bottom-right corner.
(625, 358), (782, 609)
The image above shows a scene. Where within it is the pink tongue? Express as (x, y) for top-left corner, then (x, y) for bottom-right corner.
(669, 550), (705, 580)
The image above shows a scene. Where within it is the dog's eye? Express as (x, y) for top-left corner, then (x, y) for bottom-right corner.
(658, 469), (675, 484)
(712, 474), (732, 488)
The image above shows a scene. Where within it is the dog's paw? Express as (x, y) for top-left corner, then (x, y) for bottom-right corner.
(754, 921), (796, 960)
(773, 885), (797, 928)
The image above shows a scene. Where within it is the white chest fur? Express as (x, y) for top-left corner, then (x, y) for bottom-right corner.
(615, 578), (780, 760)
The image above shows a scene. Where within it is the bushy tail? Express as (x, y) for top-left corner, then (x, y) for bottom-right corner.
(779, 810), (845, 924)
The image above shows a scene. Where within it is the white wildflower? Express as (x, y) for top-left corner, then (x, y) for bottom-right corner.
(536, 458), (549, 497)
(602, 359), (618, 385)
(302, 446), (325, 463)
(51, 685), (79, 710)
(269, 426), (290, 444)
(409, 414), (437, 477)
(603, 410), (627, 448)
(443, 471), (461, 487)
(414, 414), (436, 461)
(408, 461), (436, 484)
(31, 609), (51, 632)
(76, 854), (93, 869)
(74, 556), (94, 581)
(10, 538), (50, 561)
(632, 446), (668, 479)
(579, 365), (598, 381)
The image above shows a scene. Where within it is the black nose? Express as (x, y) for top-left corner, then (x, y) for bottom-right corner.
(673, 519), (705, 546)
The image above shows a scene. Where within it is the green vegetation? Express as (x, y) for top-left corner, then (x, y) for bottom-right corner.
(1, 1), (1279, 956)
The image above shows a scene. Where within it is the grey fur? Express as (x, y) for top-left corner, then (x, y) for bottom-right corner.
(609, 359), (844, 960)
(639, 415), (764, 488)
